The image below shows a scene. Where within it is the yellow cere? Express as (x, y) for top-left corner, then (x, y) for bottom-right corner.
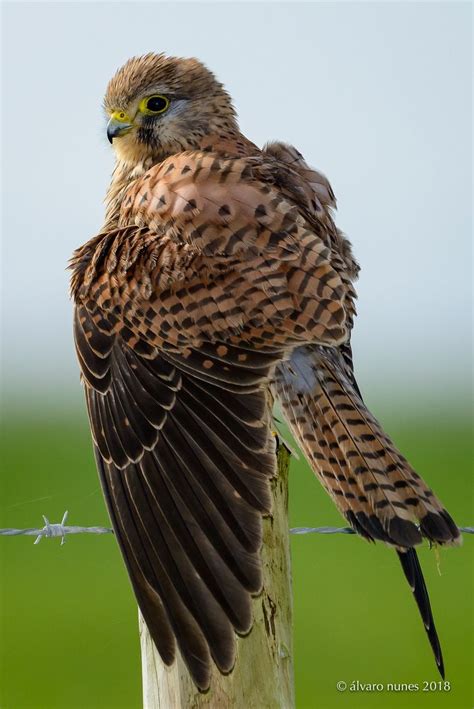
(111, 110), (132, 124)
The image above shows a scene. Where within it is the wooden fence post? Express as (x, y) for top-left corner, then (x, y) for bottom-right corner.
(139, 446), (294, 708)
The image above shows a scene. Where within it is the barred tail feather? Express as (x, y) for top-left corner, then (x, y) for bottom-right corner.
(273, 344), (460, 677)
(274, 345), (460, 548)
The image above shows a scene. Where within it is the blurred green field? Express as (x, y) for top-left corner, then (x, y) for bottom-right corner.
(1, 409), (472, 709)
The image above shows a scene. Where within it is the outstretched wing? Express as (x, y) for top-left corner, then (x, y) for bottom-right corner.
(74, 304), (279, 690)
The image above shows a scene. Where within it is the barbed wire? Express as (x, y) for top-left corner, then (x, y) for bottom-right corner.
(292, 526), (356, 535)
(0, 511), (473, 544)
(0, 511), (113, 545)
(292, 526), (474, 535)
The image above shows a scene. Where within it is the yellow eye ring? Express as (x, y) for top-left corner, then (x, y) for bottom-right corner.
(139, 94), (170, 115)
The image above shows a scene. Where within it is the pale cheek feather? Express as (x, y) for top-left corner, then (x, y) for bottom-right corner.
(113, 133), (155, 164)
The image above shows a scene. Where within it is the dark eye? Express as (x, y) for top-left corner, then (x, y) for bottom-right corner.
(140, 94), (170, 114)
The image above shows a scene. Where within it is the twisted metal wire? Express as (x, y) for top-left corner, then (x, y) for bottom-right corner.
(0, 511), (472, 544)
(291, 526), (474, 535)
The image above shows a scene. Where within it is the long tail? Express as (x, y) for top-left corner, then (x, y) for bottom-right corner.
(273, 344), (460, 676)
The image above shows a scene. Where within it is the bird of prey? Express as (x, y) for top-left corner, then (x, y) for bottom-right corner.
(70, 53), (460, 690)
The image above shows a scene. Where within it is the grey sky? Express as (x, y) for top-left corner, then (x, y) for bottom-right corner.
(1, 1), (472, 410)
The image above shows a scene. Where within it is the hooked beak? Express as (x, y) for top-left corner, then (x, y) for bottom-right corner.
(107, 112), (134, 143)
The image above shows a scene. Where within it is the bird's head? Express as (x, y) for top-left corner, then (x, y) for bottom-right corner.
(104, 53), (238, 164)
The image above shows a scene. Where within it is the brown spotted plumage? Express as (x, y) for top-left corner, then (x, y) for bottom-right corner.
(70, 53), (460, 689)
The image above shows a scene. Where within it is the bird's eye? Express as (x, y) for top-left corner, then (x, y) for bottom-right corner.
(139, 94), (170, 115)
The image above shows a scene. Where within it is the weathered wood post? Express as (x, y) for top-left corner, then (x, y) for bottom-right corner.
(139, 446), (294, 708)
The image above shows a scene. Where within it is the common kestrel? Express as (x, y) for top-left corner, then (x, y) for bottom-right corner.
(70, 53), (460, 690)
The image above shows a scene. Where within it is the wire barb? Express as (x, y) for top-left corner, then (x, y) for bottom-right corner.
(0, 511), (113, 544)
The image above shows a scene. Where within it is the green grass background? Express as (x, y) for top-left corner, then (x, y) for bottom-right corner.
(1, 407), (472, 709)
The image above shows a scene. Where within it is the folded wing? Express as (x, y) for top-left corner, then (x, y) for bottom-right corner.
(74, 304), (279, 690)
